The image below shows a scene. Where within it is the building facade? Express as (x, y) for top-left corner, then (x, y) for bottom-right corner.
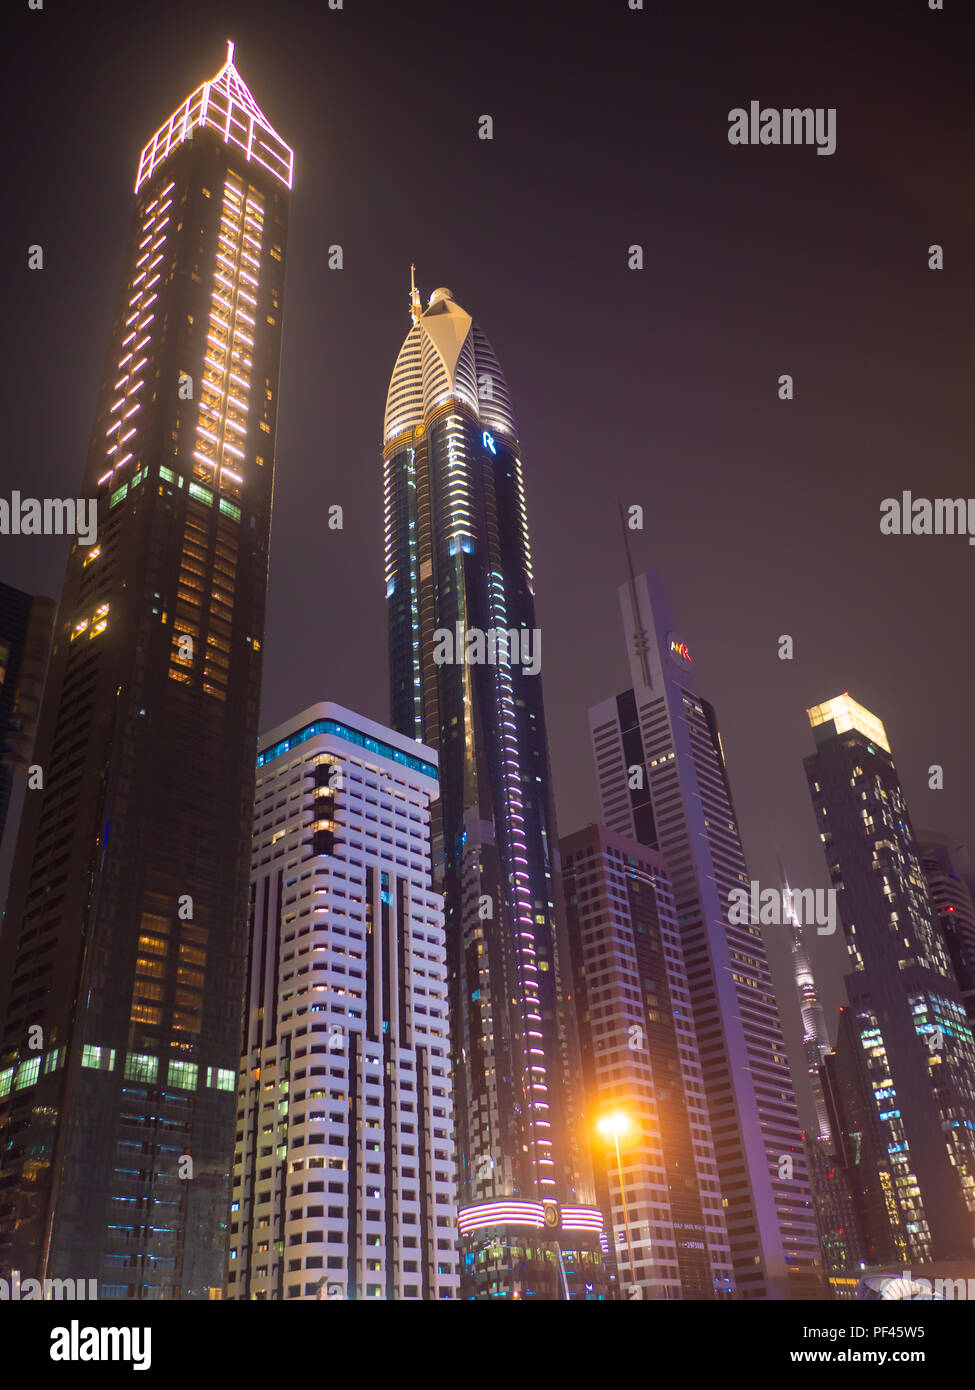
(917, 833), (975, 1025)
(228, 704), (459, 1300)
(804, 694), (975, 1263)
(782, 871), (864, 1295)
(0, 44), (290, 1297)
(588, 569), (821, 1298)
(562, 823), (734, 1299)
(382, 283), (603, 1296)
(0, 583), (55, 852)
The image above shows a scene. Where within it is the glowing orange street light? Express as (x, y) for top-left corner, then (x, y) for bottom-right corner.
(597, 1111), (638, 1295)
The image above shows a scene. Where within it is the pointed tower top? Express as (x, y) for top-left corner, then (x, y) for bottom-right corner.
(135, 42), (294, 195)
(384, 285), (517, 445)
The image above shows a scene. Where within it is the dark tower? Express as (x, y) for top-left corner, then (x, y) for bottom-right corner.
(0, 583), (55, 853)
(0, 43), (291, 1298)
(804, 694), (975, 1264)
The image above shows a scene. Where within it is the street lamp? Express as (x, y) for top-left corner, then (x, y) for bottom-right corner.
(597, 1111), (638, 1296)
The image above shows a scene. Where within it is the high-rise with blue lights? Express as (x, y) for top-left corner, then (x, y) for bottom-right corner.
(228, 703), (459, 1300)
(382, 283), (606, 1298)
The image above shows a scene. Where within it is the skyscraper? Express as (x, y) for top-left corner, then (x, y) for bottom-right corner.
(818, 1005), (906, 1275)
(804, 694), (975, 1263)
(783, 868), (833, 1143)
(916, 833), (975, 1024)
(229, 703), (459, 1301)
(561, 822), (734, 1299)
(0, 583), (55, 853)
(781, 867), (865, 1293)
(382, 282), (605, 1297)
(589, 568), (821, 1298)
(0, 44), (291, 1297)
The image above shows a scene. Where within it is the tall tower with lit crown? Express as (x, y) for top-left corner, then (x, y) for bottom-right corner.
(382, 283), (606, 1299)
(0, 43), (291, 1298)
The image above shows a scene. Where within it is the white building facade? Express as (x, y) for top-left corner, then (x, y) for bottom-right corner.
(227, 702), (459, 1299)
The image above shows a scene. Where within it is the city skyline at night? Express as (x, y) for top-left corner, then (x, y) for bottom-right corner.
(3, 0), (974, 1326)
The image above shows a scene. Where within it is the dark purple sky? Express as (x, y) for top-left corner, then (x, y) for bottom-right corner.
(5, 0), (974, 1127)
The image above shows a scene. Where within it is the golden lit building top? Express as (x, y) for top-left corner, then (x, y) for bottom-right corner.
(807, 693), (890, 753)
(135, 41), (293, 194)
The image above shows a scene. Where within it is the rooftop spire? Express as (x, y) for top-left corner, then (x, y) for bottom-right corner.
(409, 265), (422, 325)
(618, 501), (653, 689)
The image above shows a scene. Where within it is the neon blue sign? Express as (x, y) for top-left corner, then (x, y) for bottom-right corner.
(482, 431), (496, 454)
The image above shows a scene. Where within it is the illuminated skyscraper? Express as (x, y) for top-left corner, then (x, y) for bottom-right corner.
(0, 43), (291, 1297)
(589, 568), (821, 1298)
(229, 704), (459, 1301)
(804, 694), (975, 1263)
(383, 282), (606, 1298)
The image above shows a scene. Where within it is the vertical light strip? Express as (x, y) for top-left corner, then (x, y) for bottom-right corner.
(443, 415), (473, 554)
(486, 569), (552, 1189)
(193, 174), (263, 496)
(100, 181), (175, 487)
(512, 457), (534, 582)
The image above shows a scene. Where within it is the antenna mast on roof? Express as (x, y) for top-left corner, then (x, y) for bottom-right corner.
(618, 501), (653, 689)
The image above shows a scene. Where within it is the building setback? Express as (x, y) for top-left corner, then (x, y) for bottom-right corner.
(562, 823), (734, 1299)
(804, 694), (975, 1263)
(589, 569), (821, 1298)
(228, 704), (459, 1300)
(0, 43), (290, 1297)
(382, 282), (606, 1297)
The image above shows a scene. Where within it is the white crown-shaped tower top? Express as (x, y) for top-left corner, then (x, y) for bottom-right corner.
(135, 41), (293, 194)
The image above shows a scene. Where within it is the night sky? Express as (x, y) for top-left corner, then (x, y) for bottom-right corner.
(5, 0), (974, 1129)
